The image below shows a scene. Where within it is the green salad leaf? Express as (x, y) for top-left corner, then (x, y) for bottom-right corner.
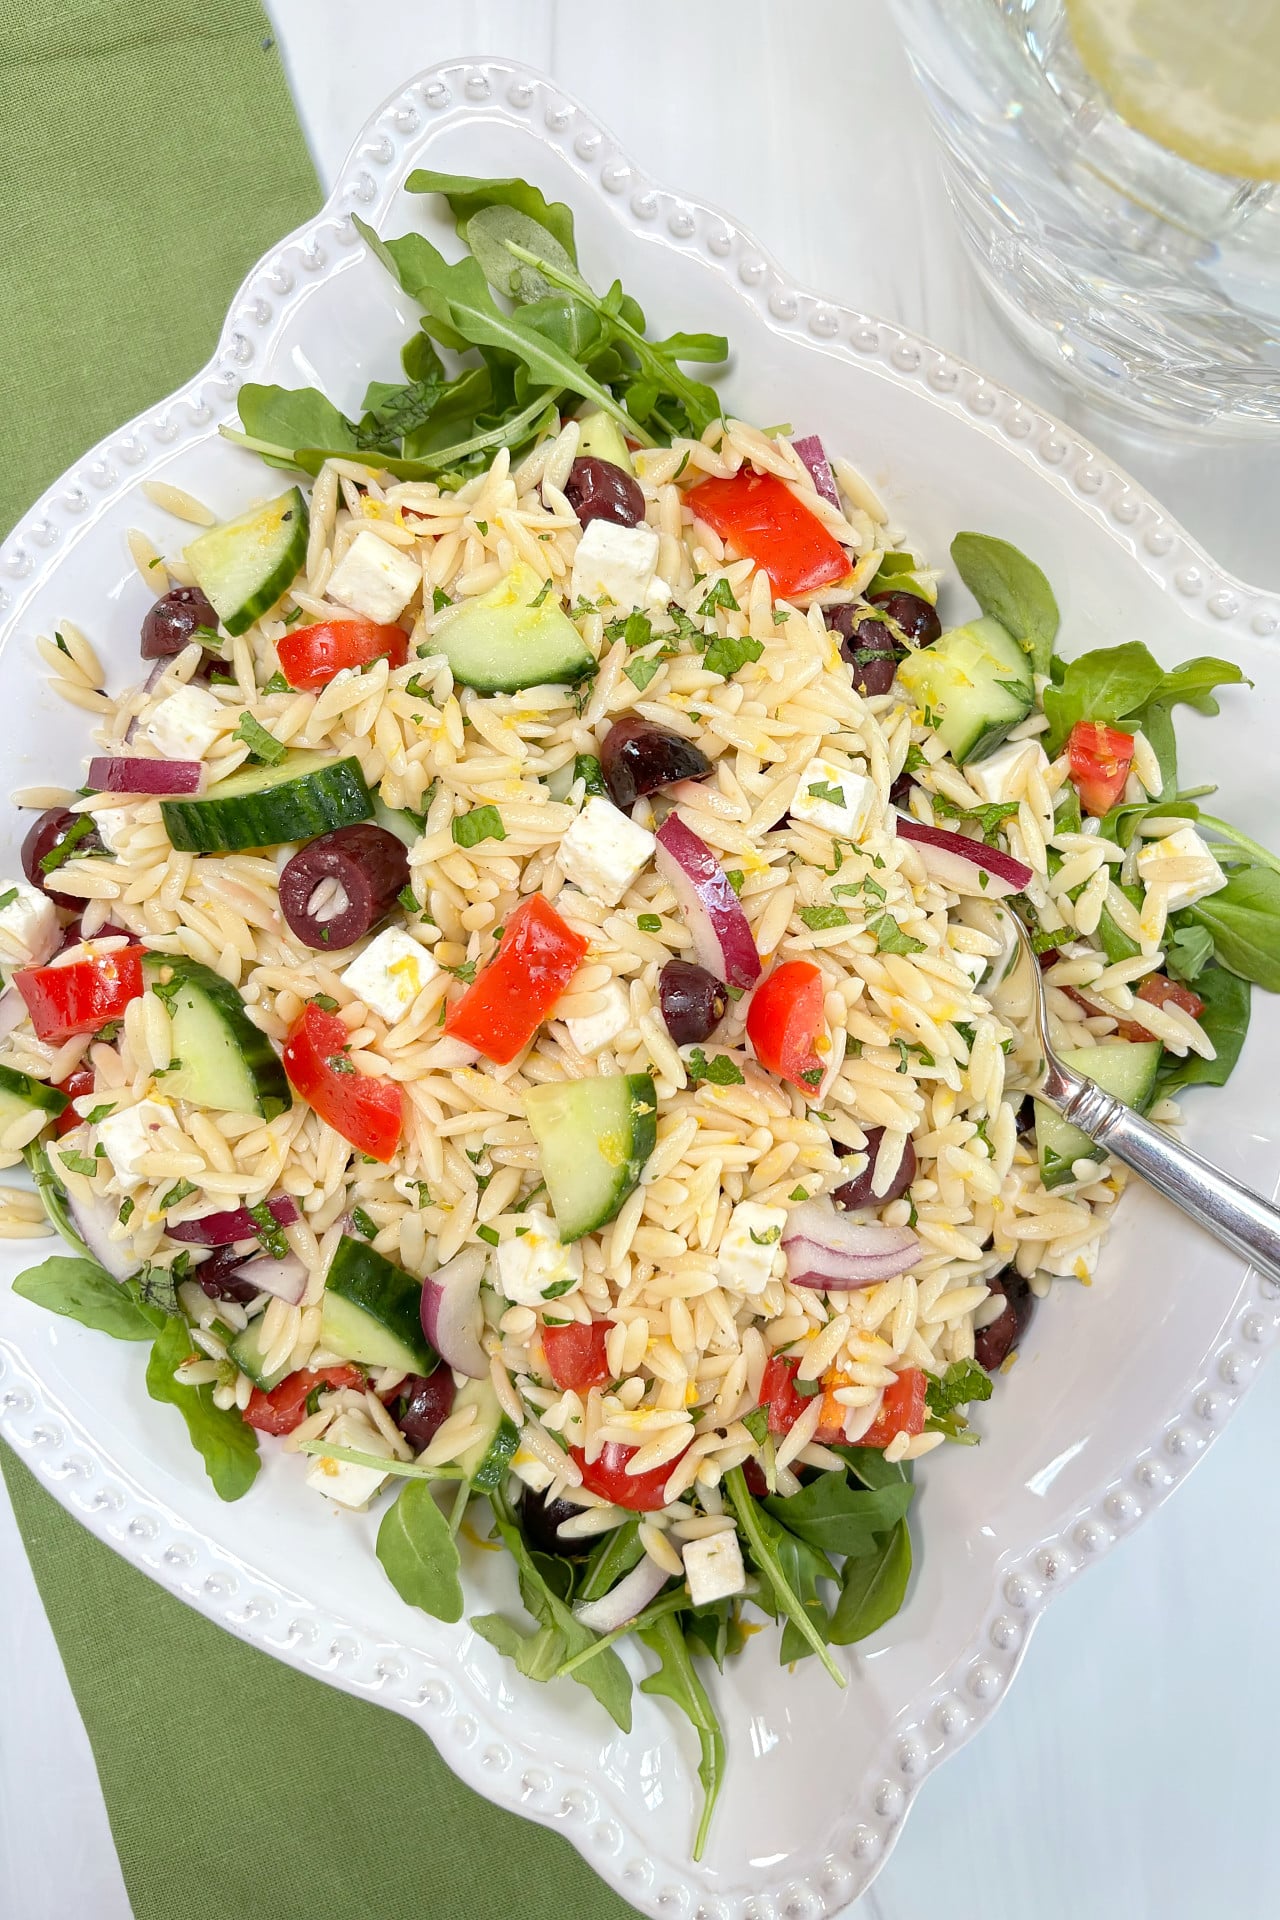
(725, 1465), (845, 1684)
(762, 1472), (912, 1558)
(1189, 864), (1280, 992)
(1154, 965), (1251, 1097)
(638, 1613), (725, 1862)
(376, 1479), (465, 1622)
(10, 1255), (163, 1341)
(950, 532), (1060, 676)
(829, 1518), (912, 1644)
(145, 1315), (260, 1502)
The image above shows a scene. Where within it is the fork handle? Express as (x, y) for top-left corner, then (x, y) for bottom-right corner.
(1051, 1068), (1280, 1286)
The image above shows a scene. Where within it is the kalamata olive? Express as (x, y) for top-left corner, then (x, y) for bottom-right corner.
(974, 1272), (1035, 1372)
(658, 959), (729, 1046)
(889, 769), (914, 807)
(599, 715), (712, 810)
(278, 825), (409, 951)
(21, 808), (104, 912)
(140, 585), (220, 660)
(832, 1129), (918, 1210)
(867, 589), (942, 647)
(826, 604), (897, 697)
(393, 1370), (456, 1451)
(562, 456), (646, 530)
(519, 1485), (589, 1558)
(193, 1244), (261, 1305)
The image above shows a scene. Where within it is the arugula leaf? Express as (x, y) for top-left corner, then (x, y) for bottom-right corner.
(1042, 642), (1246, 759)
(406, 169), (578, 259)
(724, 1466), (845, 1684)
(375, 1479), (464, 1622)
(638, 1613), (725, 1862)
(10, 1255), (162, 1340)
(829, 1517), (912, 1644)
(578, 1515), (645, 1603)
(833, 1443), (914, 1491)
(464, 205), (578, 304)
(950, 532), (1059, 676)
(145, 1315), (260, 1501)
(762, 1473), (912, 1558)
(1164, 919), (1215, 985)
(1189, 864), (1280, 991)
(232, 383), (358, 474)
(1154, 965), (1251, 1097)
(924, 1359), (994, 1442)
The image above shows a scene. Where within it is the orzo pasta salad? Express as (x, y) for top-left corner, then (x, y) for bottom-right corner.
(4, 174), (1275, 1857)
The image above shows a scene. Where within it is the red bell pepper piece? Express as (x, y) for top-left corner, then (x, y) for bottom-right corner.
(1066, 721), (1135, 817)
(276, 619), (409, 692)
(858, 1368), (927, 1450)
(15, 945), (147, 1043)
(760, 1352), (810, 1435)
(54, 1068), (96, 1136)
(1136, 973), (1204, 1019)
(685, 470), (850, 597)
(746, 959), (827, 1091)
(444, 894), (588, 1065)
(542, 1319), (612, 1393)
(282, 1002), (404, 1161)
(243, 1364), (366, 1436)
(570, 1439), (686, 1512)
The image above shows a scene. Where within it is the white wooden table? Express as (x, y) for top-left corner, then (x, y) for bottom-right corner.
(5, 5), (1279, 1914)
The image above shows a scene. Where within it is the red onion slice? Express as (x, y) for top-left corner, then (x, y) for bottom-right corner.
(231, 1251), (308, 1304)
(124, 660), (169, 744)
(164, 1195), (299, 1246)
(0, 989), (27, 1040)
(420, 1243), (488, 1379)
(66, 1188), (137, 1281)
(782, 1198), (919, 1290)
(792, 435), (840, 509)
(654, 814), (761, 989)
(894, 812), (1032, 899)
(574, 1553), (670, 1633)
(87, 756), (203, 796)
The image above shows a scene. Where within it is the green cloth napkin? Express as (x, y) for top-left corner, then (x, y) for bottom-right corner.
(0, 6), (639, 1914)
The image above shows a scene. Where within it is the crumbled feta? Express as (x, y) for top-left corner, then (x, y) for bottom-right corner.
(92, 805), (138, 857)
(570, 518), (661, 612)
(340, 926), (439, 1025)
(565, 980), (631, 1056)
(1136, 827), (1228, 914)
(790, 756), (876, 842)
(950, 948), (988, 989)
(303, 1410), (393, 1509)
(142, 684), (225, 760)
(964, 738), (1048, 806)
(496, 1212), (583, 1308)
(682, 1529), (746, 1607)
(716, 1200), (787, 1296)
(328, 529), (421, 625)
(0, 879), (58, 969)
(96, 1098), (174, 1190)
(508, 1443), (556, 1494)
(558, 795), (656, 906)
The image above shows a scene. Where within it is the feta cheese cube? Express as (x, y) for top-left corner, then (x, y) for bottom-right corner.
(682, 1529), (746, 1607)
(142, 684), (225, 760)
(509, 1443), (556, 1494)
(304, 1410), (393, 1509)
(96, 1098), (174, 1190)
(715, 1200), (786, 1296)
(565, 980), (631, 1056)
(340, 926), (439, 1025)
(558, 795), (656, 906)
(328, 529), (422, 625)
(964, 738), (1048, 806)
(570, 518), (661, 612)
(950, 948), (988, 989)
(1136, 827), (1228, 914)
(0, 879), (59, 969)
(790, 756), (877, 842)
(92, 805), (138, 857)
(496, 1212), (583, 1308)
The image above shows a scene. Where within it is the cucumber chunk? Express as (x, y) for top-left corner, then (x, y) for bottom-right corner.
(184, 488), (308, 636)
(145, 956), (290, 1119)
(1035, 1040), (1162, 1189)
(576, 410), (635, 473)
(160, 751), (374, 853)
(371, 795), (423, 849)
(525, 1073), (657, 1241)
(452, 1377), (520, 1490)
(229, 1315), (291, 1392)
(320, 1235), (436, 1373)
(433, 561), (593, 694)
(896, 615), (1034, 765)
(0, 1063), (68, 1136)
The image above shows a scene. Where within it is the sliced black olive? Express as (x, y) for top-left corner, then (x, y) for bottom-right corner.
(867, 588), (942, 647)
(831, 1129), (918, 1209)
(562, 456), (645, 530)
(599, 715), (712, 810)
(519, 1485), (588, 1557)
(21, 808), (104, 912)
(193, 1243), (261, 1305)
(974, 1272), (1035, 1371)
(658, 960), (729, 1046)
(826, 604), (896, 696)
(141, 585), (220, 660)
(394, 1371), (456, 1450)
(278, 824), (410, 951)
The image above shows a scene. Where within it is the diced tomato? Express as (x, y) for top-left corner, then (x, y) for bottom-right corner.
(1137, 974), (1204, 1019)
(54, 1067), (96, 1136)
(746, 959), (826, 1090)
(1066, 721), (1135, 817)
(276, 619), (409, 692)
(685, 471), (850, 598)
(243, 1364), (366, 1436)
(542, 1319), (612, 1393)
(859, 1368), (927, 1450)
(760, 1352), (809, 1435)
(282, 1002), (404, 1161)
(15, 946), (147, 1043)
(570, 1439), (686, 1512)
(1057, 980), (1155, 1043)
(444, 894), (588, 1065)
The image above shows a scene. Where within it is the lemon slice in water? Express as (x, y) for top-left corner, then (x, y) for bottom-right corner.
(1065, 0), (1280, 180)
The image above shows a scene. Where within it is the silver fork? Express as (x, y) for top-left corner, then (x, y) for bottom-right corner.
(1008, 913), (1280, 1285)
